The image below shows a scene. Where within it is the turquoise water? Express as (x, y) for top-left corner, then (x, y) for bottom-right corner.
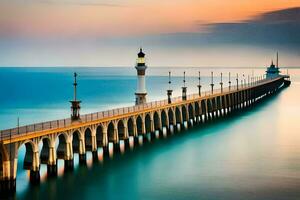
(1, 67), (300, 200)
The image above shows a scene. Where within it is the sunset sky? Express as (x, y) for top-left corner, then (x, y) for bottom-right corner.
(0, 0), (299, 67)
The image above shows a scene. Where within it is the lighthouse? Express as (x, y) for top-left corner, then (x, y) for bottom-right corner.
(135, 48), (148, 105)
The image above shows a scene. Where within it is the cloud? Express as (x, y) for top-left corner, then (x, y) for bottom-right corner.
(139, 7), (300, 50)
(5, 0), (125, 7)
(202, 7), (300, 46)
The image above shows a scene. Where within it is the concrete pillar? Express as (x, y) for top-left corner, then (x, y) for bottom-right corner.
(78, 138), (86, 165)
(30, 151), (40, 184)
(64, 141), (74, 171)
(113, 142), (120, 154)
(47, 140), (57, 177)
(134, 136), (139, 147)
(0, 144), (17, 196)
(102, 145), (109, 158)
(124, 138), (130, 150)
(133, 121), (138, 137)
(143, 134), (148, 143)
(102, 129), (109, 158)
(92, 151), (98, 162)
(150, 119), (155, 133)
(91, 129), (97, 152)
(124, 124), (129, 139)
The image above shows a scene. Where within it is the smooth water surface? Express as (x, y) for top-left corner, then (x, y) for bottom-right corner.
(0, 67), (299, 200)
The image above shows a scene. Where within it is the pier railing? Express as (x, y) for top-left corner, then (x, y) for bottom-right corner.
(0, 78), (273, 141)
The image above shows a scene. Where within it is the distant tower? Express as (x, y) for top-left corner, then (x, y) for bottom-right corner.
(135, 48), (147, 105)
(70, 72), (81, 121)
(266, 52), (280, 79)
(167, 71), (173, 104)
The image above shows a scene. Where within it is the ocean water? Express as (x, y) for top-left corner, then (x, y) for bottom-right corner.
(1, 67), (300, 200)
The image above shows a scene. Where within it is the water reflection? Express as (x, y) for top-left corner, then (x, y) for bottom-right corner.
(9, 71), (300, 200)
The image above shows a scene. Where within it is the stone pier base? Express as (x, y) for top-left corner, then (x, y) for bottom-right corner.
(113, 143), (120, 153)
(103, 146), (109, 158)
(47, 164), (57, 177)
(92, 151), (98, 162)
(124, 139), (130, 149)
(134, 137), (139, 146)
(143, 135), (148, 143)
(30, 170), (40, 184)
(64, 159), (74, 171)
(0, 178), (16, 196)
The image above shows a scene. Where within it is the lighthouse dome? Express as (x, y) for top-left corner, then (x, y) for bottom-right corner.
(138, 48), (145, 57)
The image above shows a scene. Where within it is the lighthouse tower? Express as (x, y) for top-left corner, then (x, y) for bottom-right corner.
(135, 48), (147, 105)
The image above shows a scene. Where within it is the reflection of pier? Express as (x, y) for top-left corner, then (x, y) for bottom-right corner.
(0, 50), (291, 195)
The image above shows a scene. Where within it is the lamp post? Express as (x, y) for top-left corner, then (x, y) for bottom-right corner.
(210, 72), (214, 95)
(70, 72), (81, 121)
(167, 71), (173, 104)
(220, 72), (223, 93)
(236, 73), (239, 91)
(229, 72), (231, 91)
(182, 71), (187, 101)
(197, 71), (202, 97)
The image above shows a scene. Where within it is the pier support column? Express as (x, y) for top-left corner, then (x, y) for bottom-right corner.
(124, 138), (130, 150)
(91, 134), (97, 153)
(102, 145), (109, 158)
(47, 144), (57, 177)
(79, 154), (86, 165)
(78, 139), (86, 165)
(29, 146), (40, 184)
(0, 143), (17, 196)
(64, 142), (74, 171)
(150, 131), (156, 140)
(113, 142), (120, 154)
(134, 136), (139, 147)
(92, 151), (98, 162)
(143, 134), (149, 143)
(91, 130), (98, 161)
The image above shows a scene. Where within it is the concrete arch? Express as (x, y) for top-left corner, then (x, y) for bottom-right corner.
(195, 102), (200, 116)
(84, 127), (92, 151)
(56, 133), (69, 160)
(153, 111), (161, 130)
(21, 140), (37, 170)
(161, 109), (168, 127)
(136, 115), (144, 135)
(72, 130), (82, 153)
(200, 100), (206, 114)
(96, 124), (104, 147)
(168, 108), (175, 125)
(117, 120), (126, 140)
(182, 105), (188, 122)
(207, 99), (213, 113)
(188, 103), (194, 120)
(225, 94), (230, 107)
(175, 107), (182, 124)
(145, 113), (152, 133)
(211, 98), (217, 111)
(107, 121), (117, 143)
(216, 96), (222, 110)
(127, 117), (135, 137)
(39, 137), (51, 164)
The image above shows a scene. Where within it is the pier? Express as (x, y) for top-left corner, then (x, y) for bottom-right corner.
(0, 50), (291, 195)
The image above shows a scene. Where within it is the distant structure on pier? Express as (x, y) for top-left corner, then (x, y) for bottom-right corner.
(135, 48), (147, 105)
(266, 52), (280, 79)
(70, 72), (81, 121)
